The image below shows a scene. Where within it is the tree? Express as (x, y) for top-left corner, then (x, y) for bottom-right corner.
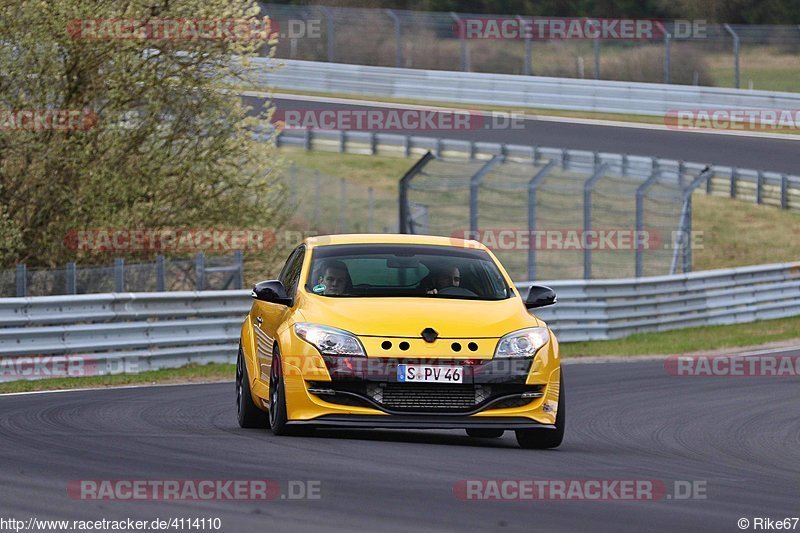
(0, 0), (285, 267)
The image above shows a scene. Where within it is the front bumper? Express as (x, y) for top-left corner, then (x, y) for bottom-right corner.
(286, 415), (555, 430)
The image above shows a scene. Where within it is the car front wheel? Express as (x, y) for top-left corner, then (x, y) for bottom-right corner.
(237, 345), (268, 429)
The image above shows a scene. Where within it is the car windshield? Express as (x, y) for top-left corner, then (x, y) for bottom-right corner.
(305, 244), (511, 300)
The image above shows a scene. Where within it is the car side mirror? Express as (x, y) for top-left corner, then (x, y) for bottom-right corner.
(251, 280), (292, 306)
(525, 284), (557, 309)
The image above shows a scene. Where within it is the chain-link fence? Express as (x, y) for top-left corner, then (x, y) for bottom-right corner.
(3, 253), (244, 297)
(260, 3), (800, 90)
(282, 163), (398, 235)
(397, 151), (702, 281)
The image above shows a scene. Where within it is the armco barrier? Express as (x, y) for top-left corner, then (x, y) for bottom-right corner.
(259, 58), (800, 117)
(1, 262), (799, 381)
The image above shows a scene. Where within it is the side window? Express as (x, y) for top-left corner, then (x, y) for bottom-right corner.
(280, 247), (306, 299)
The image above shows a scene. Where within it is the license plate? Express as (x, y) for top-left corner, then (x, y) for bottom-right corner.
(397, 364), (463, 383)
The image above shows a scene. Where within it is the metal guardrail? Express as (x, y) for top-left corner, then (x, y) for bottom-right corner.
(2, 261), (799, 381)
(276, 128), (800, 212)
(260, 58), (800, 117)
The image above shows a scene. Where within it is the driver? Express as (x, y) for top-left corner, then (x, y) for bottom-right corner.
(317, 260), (351, 296)
(426, 266), (460, 295)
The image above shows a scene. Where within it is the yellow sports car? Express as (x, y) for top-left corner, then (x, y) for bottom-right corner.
(236, 234), (564, 449)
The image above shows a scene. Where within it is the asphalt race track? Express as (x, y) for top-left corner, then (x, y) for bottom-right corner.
(257, 96), (800, 174)
(2, 356), (799, 532)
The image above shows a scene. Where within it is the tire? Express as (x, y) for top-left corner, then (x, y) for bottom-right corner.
(236, 345), (268, 429)
(466, 428), (504, 438)
(268, 346), (291, 435)
(515, 374), (566, 450)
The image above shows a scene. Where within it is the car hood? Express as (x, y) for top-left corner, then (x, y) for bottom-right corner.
(296, 292), (543, 338)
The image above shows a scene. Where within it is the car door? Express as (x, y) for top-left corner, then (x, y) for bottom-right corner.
(252, 246), (306, 380)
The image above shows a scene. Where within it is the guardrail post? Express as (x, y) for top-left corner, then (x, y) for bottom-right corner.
(195, 253), (205, 291)
(15, 263), (26, 297)
(469, 155), (503, 233)
(234, 250), (244, 290)
(756, 171), (764, 204)
(403, 135), (411, 158)
(66, 262), (76, 295)
(114, 257), (124, 292)
(370, 132), (377, 155)
(303, 127), (311, 150)
(781, 174), (789, 209)
(583, 162), (609, 279)
(156, 255), (166, 291)
(635, 170), (662, 277)
(730, 168), (738, 198)
(527, 160), (557, 280)
(321, 7), (335, 63)
(386, 9), (403, 67)
(724, 24), (740, 89)
(706, 170), (713, 194)
(338, 131), (345, 153)
(398, 151), (434, 234)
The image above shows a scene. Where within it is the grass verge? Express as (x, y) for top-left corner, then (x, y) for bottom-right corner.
(0, 363), (234, 395)
(562, 315), (800, 357)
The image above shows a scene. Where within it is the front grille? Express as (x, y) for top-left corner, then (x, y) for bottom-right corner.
(367, 383), (490, 412)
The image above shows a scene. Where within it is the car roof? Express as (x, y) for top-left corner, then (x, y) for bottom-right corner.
(304, 233), (486, 250)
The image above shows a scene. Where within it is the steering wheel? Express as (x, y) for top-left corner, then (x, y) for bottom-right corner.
(436, 286), (477, 297)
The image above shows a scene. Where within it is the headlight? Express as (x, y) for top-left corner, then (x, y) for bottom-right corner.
(494, 327), (550, 358)
(294, 323), (366, 356)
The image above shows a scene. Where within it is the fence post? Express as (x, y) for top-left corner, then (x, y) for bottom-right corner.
(368, 187), (375, 233)
(593, 35), (600, 80)
(338, 178), (347, 233)
(386, 9), (403, 67)
(450, 12), (469, 71)
(635, 170), (662, 278)
(66, 262), (76, 294)
(314, 171), (321, 228)
(156, 255), (166, 291)
(518, 15), (532, 75)
(195, 252), (205, 291)
(469, 156), (504, 233)
(321, 6), (335, 63)
(664, 31), (672, 84)
(15, 263), (26, 297)
(114, 257), (124, 292)
(527, 160), (557, 280)
(724, 24), (740, 89)
(234, 250), (244, 290)
(398, 151), (435, 234)
(583, 162), (609, 279)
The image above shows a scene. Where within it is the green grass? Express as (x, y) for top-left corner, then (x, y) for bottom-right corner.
(563, 314), (800, 357)
(0, 363), (234, 395)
